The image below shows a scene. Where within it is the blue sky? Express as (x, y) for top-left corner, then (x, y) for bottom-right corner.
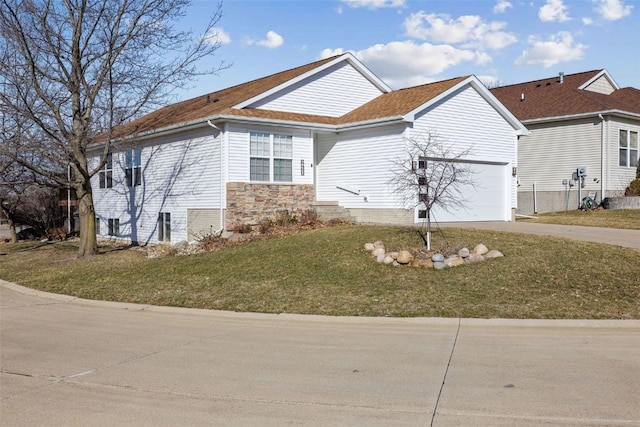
(177, 0), (639, 101)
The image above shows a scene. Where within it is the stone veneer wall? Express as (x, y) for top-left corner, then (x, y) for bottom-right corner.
(601, 196), (640, 210)
(226, 182), (315, 229)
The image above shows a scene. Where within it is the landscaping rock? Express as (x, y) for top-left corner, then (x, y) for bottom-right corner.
(419, 258), (434, 268)
(376, 252), (386, 263)
(364, 242), (375, 251)
(409, 258), (422, 268)
(474, 243), (489, 255)
(373, 241), (385, 249)
(372, 247), (385, 257)
(467, 253), (485, 263)
(433, 261), (446, 270)
(485, 249), (504, 259)
(432, 253), (445, 263)
(445, 256), (466, 267)
(383, 255), (395, 264)
(396, 250), (413, 264)
(458, 247), (470, 258)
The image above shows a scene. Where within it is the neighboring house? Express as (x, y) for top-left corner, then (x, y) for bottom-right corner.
(491, 70), (640, 214)
(91, 53), (526, 245)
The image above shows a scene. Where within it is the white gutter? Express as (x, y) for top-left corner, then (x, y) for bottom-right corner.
(523, 109), (640, 125)
(206, 120), (225, 235)
(599, 114), (606, 202)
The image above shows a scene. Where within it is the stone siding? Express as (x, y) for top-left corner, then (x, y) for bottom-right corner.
(226, 182), (314, 229)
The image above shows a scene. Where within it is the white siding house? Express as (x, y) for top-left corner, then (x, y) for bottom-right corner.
(90, 53), (526, 245)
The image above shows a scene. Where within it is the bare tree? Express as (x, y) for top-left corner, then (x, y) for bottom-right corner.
(0, 0), (226, 257)
(390, 132), (476, 250)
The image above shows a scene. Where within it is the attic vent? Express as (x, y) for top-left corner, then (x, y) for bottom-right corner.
(546, 82), (551, 86)
(536, 83), (541, 87)
(213, 98), (219, 103)
(206, 94), (210, 104)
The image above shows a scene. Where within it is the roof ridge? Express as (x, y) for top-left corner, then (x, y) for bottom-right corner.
(395, 75), (469, 92)
(493, 69), (603, 89)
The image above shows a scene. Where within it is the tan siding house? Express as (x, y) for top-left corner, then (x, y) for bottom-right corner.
(492, 70), (640, 214)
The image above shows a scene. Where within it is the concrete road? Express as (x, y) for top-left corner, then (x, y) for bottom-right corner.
(1, 282), (639, 426)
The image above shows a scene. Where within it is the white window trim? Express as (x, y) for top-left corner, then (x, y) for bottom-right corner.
(619, 129), (639, 168)
(249, 131), (294, 183)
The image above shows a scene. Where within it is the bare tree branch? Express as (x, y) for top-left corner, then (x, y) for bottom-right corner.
(0, 0), (228, 256)
(389, 131), (476, 250)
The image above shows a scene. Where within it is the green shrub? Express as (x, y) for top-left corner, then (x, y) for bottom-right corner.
(626, 178), (640, 196)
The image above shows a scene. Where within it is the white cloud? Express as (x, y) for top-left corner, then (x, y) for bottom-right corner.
(320, 47), (346, 58)
(593, 0), (633, 20)
(582, 16), (594, 25)
(493, 1), (513, 14)
(340, 0), (405, 9)
(204, 27), (231, 46)
(515, 32), (586, 68)
(538, 0), (571, 22)
(321, 41), (491, 88)
(246, 30), (284, 49)
(404, 12), (517, 50)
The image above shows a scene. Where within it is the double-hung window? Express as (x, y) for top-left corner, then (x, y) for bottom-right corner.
(99, 153), (113, 189)
(125, 147), (142, 187)
(107, 218), (119, 236)
(619, 130), (639, 168)
(158, 212), (171, 242)
(249, 132), (293, 182)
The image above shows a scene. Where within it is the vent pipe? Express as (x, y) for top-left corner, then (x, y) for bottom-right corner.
(559, 72), (564, 84)
(520, 92), (525, 102)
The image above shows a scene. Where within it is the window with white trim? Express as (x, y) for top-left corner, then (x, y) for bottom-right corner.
(125, 147), (142, 187)
(619, 129), (639, 168)
(108, 218), (119, 236)
(158, 212), (171, 242)
(99, 153), (113, 188)
(249, 132), (293, 182)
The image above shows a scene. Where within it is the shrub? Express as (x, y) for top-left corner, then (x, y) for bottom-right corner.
(274, 209), (298, 227)
(258, 218), (274, 234)
(231, 222), (253, 234)
(299, 208), (319, 225)
(626, 178), (640, 196)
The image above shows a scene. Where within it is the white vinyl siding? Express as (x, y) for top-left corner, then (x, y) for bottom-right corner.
(582, 75), (616, 95)
(228, 125), (313, 185)
(92, 127), (223, 244)
(247, 62), (384, 117)
(518, 119), (602, 193)
(315, 83), (516, 222)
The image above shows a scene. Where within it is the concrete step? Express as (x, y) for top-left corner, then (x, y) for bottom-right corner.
(312, 201), (355, 222)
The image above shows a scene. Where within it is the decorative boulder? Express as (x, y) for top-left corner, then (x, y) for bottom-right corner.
(376, 252), (386, 263)
(409, 258), (422, 268)
(373, 241), (385, 249)
(396, 250), (414, 264)
(432, 253), (445, 263)
(383, 255), (395, 264)
(419, 258), (434, 268)
(467, 253), (485, 263)
(458, 247), (470, 258)
(364, 242), (375, 251)
(433, 261), (446, 270)
(485, 249), (504, 259)
(445, 256), (466, 267)
(474, 244), (489, 255)
(372, 247), (386, 257)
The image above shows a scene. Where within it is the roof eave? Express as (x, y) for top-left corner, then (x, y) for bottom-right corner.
(523, 109), (640, 125)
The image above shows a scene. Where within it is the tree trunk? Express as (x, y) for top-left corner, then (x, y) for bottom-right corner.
(75, 183), (97, 257)
(426, 209), (432, 251)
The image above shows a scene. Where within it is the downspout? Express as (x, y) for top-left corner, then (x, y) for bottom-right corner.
(598, 114), (605, 202)
(207, 120), (225, 234)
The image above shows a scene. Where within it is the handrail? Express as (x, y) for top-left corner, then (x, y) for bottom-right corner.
(336, 185), (360, 195)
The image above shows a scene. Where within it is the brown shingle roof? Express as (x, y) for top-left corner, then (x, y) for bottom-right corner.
(113, 57), (471, 139)
(113, 55), (341, 137)
(490, 70), (640, 121)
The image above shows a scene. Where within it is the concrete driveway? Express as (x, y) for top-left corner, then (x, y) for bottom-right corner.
(2, 282), (639, 426)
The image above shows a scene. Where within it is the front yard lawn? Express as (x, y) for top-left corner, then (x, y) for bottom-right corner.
(1, 225), (638, 319)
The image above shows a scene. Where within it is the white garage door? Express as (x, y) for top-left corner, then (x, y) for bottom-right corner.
(422, 162), (509, 222)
